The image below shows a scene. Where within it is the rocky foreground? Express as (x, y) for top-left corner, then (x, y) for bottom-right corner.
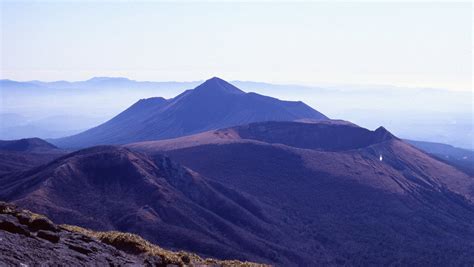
(0, 202), (266, 266)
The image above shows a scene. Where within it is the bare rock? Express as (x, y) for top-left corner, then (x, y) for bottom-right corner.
(37, 230), (60, 243)
(0, 215), (30, 237)
(29, 217), (58, 232)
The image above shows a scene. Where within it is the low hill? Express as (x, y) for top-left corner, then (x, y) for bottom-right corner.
(0, 138), (66, 174)
(0, 138), (58, 153)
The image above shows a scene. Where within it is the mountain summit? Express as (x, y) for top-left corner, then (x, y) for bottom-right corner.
(193, 77), (245, 94)
(52, 77), (328, 148)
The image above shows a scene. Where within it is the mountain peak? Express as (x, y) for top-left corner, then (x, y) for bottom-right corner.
(52, 77), (328, 148)
(374, 126), (397, 142)
(87, 77), (131, 82)
(193, 77), (244, 94)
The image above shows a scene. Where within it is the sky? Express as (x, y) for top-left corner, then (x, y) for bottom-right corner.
(0, 1), (472, 91)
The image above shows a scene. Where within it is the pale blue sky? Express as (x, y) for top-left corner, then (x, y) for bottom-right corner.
(1, 1), (472, 90)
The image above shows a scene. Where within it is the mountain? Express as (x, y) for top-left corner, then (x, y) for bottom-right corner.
(127, 120), (474, 266)
(407, 139), (474, 175)
(51, 77), (328, 148)
(0, 138), (58, 152)
(1, 77), (201, 91)
(0, 146), (306, 265)
(0, 79), (44, 89)
(0, 78), (201, 141)
(0, 202), (264, 266)
(3, 77), (472, 149)
(2, 122), (474, 265)
(0, 138), (66, 174)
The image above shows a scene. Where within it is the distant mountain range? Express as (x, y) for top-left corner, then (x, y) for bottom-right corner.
(51, 77), (327, 148)
(0, 77), (201, 90)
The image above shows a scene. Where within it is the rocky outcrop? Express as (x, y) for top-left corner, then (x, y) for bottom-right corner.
(0, 202), (266, 266)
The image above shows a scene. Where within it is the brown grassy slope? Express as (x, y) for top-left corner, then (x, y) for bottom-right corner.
(62, 224), (267, 267)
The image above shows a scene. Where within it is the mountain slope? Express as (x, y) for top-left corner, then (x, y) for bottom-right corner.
(128, 120), (474, 266)
(52, 77), (328, 148)
(0, 146), (307, 265)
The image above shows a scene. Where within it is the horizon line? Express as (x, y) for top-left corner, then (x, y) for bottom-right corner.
(0, 76), (471, 93)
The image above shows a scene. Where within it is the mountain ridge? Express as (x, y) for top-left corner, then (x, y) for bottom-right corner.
(125, 120), (474, 265)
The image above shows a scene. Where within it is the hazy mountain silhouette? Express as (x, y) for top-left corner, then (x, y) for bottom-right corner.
(51, 77), (328, 148)
(0, 77), (200, 90)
